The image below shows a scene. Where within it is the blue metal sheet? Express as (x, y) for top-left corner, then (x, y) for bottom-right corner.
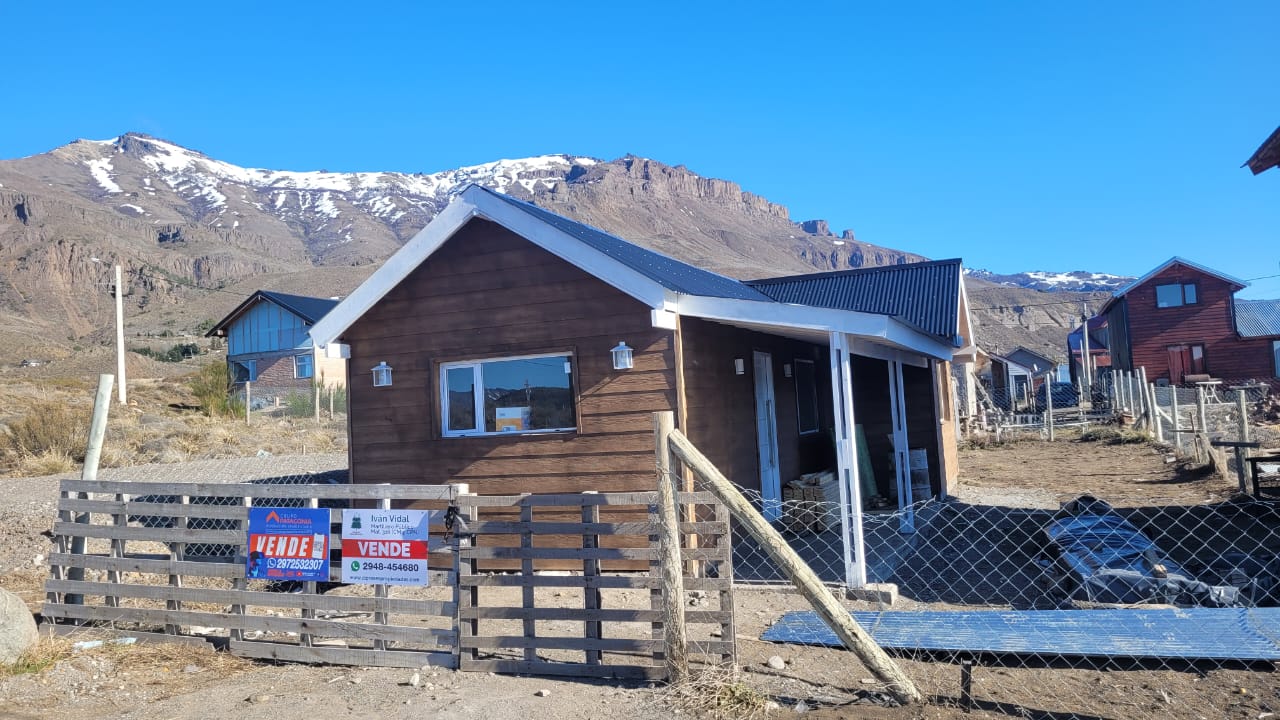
(761, 608), (1280, 661)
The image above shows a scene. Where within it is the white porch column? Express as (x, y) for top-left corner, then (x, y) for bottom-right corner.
(829, 331), (867, 588)
(887, 359), (915, 534)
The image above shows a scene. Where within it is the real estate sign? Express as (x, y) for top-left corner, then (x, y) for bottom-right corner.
(340, 508), (432, 586)
(245, 507), (331, 582)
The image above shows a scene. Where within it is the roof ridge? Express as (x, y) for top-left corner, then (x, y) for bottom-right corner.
(746, 258), (961, 285)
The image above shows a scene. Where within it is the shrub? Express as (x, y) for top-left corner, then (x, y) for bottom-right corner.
(188, 362), (237, 417)
(136, 342), (201, 363)
(1079, 427), (1149, 445)
(0, 401), (90, 463)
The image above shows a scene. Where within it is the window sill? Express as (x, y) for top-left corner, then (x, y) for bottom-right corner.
(443, 428), (577, 439)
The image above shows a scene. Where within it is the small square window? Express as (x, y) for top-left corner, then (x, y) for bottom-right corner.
(294, 354), (314, 379)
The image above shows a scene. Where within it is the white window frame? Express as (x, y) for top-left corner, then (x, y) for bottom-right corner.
(439, 351), (577, 437)
(1155, 282), (1198, 308)
(294, 353), (314, 379)
(793, 358), (821, 435)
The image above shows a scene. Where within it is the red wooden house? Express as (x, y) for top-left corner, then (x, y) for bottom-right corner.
(1099, 257), (1280, 388)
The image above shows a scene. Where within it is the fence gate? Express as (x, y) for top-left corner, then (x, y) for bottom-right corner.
(456, 490), (735, 680)
(44, 479), (461, 669)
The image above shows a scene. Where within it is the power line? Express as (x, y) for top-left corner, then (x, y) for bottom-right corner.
(970, 297), (1108, 312)
(122, 267), (252, 298)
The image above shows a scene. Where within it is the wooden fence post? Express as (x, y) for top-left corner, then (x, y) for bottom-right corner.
(67, 373), (115, 607)
(1045, 376), (1054, 441)
(653, 412), (689, 684)
(245, 380), (252, 426)
(1236, 390), (1251, 493)
(1195, 387), (1208, 463)
(664, 420), (922, 705)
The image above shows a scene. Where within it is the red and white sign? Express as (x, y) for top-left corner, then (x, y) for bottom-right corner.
(340, 509), (432, 586)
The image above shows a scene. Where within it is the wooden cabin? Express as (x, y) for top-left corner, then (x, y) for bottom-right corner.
(310, 186), (976, 581)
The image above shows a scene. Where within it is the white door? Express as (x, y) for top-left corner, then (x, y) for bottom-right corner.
(753, 351), (782, 521)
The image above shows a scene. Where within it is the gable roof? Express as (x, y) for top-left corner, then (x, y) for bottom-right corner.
(995, 347), (1058, 376)
(1108, 257), (1247, 306)
(310, 185), (961, 360)
(1245, 126), (1280, 175)
(1235, 298), (1280, 337)
(746, 259), (963, 342)
(206, 290), (340, 337)
(483, 190), (770, 301)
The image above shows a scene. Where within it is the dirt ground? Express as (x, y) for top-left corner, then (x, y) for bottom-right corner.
(2, 436), (1278, 720)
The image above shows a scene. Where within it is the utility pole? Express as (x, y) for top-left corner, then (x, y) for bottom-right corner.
(114, 264), (127, 405)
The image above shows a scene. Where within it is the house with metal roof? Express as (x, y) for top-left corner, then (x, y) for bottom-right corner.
(310, 185), (975, 584)
(1093, 257), (1280, 388)
(207, 290), (345, 405)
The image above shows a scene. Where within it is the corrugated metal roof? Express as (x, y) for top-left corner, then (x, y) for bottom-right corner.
(745, 259), (962, 340)
(1235, 298), (1280, 337)
(483, 189), (771, 301)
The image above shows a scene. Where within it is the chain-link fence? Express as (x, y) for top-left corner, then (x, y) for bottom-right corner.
(704, 459), (1280, 717)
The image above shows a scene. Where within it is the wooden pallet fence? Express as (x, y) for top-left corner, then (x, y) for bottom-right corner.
(44, 479), (464, 669)
(456, 491), (735, 680)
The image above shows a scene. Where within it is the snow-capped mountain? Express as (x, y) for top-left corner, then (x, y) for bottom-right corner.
(965, 267), (1132, 293)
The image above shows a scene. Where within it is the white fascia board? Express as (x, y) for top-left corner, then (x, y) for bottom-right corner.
(310, 197), (481, 346)
(470, 191), (673, 310)
(674, 295), (953, 360)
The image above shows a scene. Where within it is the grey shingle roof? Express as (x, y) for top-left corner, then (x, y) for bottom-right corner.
(482, 188), (772, 302)
(207, 290), (339, 337)
(745, 259), (963, 341)
(1235, 298), (1280, 337)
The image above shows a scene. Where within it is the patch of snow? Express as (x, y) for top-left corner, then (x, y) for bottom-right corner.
(833, 240), (845, 246)
(233, 220), (239, 229)
(86, 158), (122, 193)
(117, 203), (144, 213)
(143, 177), (152, 186)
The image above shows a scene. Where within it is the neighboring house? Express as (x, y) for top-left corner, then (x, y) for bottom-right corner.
(1066, 314), (1111, 385)
(310, 186), (976, 577)
(1245, 126), (1280, 175)
(206, 290), (346, 404)
(1097, 257), (1280, 388)
(988, 347), (1057, 410)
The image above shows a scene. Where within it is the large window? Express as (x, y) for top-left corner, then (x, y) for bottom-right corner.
(294, 353), (314, 379)
(794, 359), (820, 435)
(1155, 282), (1197, 308)
(440, 353), (576, 436)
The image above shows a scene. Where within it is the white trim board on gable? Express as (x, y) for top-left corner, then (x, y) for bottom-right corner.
(309, 185), (952, 360)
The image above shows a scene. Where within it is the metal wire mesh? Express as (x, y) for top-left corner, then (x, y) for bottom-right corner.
(698, 445), (1280, 718)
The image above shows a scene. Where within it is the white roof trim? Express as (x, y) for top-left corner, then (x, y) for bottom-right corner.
(1112, 256), (1249, 299)
(311, 186), (954, 361)
(310, 186), (675, 346)
(674, 295), (954, 360)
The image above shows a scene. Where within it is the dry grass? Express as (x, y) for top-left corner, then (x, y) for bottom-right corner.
(0, 372), (347, 477)
(664, 666), (774, 720)
(1079, 426), (1150, 445)
(0, 635), (73, 677)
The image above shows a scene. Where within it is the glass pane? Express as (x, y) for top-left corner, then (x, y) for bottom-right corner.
(1155, 284), (1182, 308)
(1183, 283), (1197, 305)
(795, 361), (820, 434)
(445, 366), (477, 432)
(481, 355), (574, 432)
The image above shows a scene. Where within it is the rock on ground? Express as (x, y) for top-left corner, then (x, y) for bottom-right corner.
(0, 587), (38, 665)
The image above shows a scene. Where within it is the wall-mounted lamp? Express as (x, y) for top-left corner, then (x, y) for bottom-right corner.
(611, 342), (634, 370)
(734, 358), (745, 375)
(371, 362), (393, 387)
(783, 363), (792, 378)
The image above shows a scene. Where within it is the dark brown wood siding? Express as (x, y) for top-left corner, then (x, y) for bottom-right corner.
(341, 218), (676, 495)
(1124, 265), (1276, 383)
(680, 319), (834, 494)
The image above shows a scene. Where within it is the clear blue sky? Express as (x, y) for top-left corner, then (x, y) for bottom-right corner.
(5, 2), (1278, 297)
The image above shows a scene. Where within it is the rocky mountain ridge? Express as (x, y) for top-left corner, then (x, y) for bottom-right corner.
(0, 133), (1096, 367)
